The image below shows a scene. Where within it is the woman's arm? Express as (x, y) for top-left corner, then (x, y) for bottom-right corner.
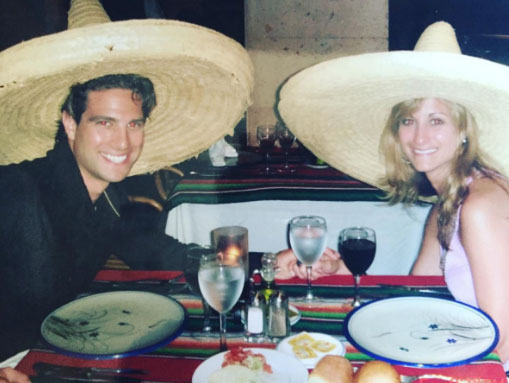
(0, 368), (29, 383)
(461, 179), (509, 365)
(411, 204), (442, 275)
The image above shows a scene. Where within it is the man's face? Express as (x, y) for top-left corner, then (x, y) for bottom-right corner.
(63, 88), (145, 200)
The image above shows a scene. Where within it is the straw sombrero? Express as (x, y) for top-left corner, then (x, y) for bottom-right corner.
(278, 21), (509, 189)
(0, 0), (254, 175)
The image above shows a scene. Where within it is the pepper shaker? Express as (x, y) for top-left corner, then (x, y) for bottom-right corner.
(268, 290), (290, 341)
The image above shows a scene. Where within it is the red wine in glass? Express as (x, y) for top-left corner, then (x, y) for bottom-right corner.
(279, 135), (295, 149)
(338, 227), (376, 307)
(257, 125), (277, 174)
(340, 238), (376, 275)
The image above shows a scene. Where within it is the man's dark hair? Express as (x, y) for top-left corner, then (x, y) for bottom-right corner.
(55, 74), (157, 142)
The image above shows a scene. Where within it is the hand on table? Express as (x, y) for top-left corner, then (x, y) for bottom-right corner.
(0, 368), (29, 383)
(276, 247), (350, 280)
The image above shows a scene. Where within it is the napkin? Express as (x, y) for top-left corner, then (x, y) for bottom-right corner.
(208, 137), (238, 166)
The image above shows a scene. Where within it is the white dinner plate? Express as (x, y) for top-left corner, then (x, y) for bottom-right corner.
(192, 348), (308, 383)
(344, 296), (498, 367)
(41, 291), (185, 359)
(277, 332), (345, 368)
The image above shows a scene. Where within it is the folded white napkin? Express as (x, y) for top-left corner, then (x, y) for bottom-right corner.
(208, 138), (238, 166)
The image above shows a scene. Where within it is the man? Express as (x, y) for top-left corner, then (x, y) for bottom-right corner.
(0, 73), (192, 360)
(0, 0), (253, 379)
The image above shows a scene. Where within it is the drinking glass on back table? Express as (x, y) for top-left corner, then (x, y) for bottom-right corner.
(198, 253), (245, 351)
(289, 215), (327, 301)
(338, 227), (376, 307)
(277, 123), (296, 173)
(184, 246), (215, 333)
(257, 124), (277, 174)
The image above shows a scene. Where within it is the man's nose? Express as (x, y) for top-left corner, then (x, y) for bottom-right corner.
(112, 126), (129, 149)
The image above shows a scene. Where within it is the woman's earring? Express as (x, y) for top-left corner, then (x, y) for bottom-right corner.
(402, 157), (412, 165)
(462, 137), (468, 145)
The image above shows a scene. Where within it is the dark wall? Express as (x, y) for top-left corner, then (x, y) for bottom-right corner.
(389, 0), (509, 65)
(0, 0), (244, 52)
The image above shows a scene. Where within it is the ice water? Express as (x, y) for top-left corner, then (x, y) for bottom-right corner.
(290, 227), (327, 266)
(198, 266), (244, 313)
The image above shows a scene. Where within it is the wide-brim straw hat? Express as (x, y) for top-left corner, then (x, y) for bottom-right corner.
(0, 0), (254, 175)
(278, 21), (509, 189)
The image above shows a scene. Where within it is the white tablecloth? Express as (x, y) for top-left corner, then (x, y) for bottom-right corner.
(165, 200), (431, 275)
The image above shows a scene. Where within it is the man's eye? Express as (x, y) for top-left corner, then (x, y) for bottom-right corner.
(98, 120), (110, 126)
(128, 121), (144, 129)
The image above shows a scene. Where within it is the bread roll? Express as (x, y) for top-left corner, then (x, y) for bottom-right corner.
(353, 360), (400, 383)
(308, 355), (353, 383)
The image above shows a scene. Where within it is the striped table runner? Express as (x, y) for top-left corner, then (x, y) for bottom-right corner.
(16, 271), (507, 383)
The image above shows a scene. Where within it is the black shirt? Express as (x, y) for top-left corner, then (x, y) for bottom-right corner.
(0, 140), (190, 359)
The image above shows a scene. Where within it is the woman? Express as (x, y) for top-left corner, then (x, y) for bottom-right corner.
(276, 21), (509, 369)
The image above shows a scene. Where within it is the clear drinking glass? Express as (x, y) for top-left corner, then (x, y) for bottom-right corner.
(184, 246), (216, 333)
(338, 227), (376, 307)
(257, 124), (277, 174)
(277, 123), (296, 173)
(198, 253), (245, 351)
(289, 215), (327, 301)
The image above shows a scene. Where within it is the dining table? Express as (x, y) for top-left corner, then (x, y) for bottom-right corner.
(13, 253), (508, 383)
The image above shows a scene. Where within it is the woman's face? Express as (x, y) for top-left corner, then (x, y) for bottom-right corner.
(397, 98), (461, 189)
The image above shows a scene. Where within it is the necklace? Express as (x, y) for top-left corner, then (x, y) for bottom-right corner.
(103, 190), (120, 218)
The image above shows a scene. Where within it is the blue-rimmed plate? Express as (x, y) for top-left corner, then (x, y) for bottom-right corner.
(344, 296), (498, 368)
(41, 291), (185, 359)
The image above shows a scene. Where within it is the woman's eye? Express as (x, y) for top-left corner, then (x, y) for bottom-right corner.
(400, 118), (413, 126)
(431, 118), (444, 125)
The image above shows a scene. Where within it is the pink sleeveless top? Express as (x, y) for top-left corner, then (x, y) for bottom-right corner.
(440, 205), (478, 307)
(441, 175), (509, 370)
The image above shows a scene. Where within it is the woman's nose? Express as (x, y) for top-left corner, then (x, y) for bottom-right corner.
(412, 124), (427, 144)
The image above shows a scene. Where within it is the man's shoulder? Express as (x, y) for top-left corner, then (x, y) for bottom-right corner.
(0, 159), (46, 198)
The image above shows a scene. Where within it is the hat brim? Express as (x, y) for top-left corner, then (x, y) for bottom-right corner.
(278, 50), (509, 188)
(0, 19), (254, 175)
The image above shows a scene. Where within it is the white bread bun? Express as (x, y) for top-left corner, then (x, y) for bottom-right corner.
(308, 355), (353, 383)
(353, 360), (400, 383)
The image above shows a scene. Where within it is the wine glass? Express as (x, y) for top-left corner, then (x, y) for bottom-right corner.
(257, 124), (277, 174)
(198, 253), (245, 351)
(289, 215), (327, 301)
(184, 246), (216, 333)
(277, 123), (296, 173)
(338, 227), (376, 307)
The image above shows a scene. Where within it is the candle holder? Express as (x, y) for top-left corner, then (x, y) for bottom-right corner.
(211, 226), (249, 280)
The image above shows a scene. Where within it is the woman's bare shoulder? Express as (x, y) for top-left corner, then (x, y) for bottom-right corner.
(462, 176), (509, 223)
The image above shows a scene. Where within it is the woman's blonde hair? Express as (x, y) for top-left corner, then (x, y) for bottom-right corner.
(379, 98), (497, 249)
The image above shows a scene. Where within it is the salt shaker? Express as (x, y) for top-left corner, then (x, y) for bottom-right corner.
(244, 291), (266, 342)
(268, 290), (290, 341)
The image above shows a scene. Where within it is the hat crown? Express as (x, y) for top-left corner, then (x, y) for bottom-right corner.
(68, 0), (111, 29)
(413, 21), (461, 54)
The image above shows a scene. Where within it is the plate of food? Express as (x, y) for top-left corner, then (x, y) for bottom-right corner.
(41, 291), (186, 359)
(192, 347), (308, 383)
(344, 296), (498, 367)
(276, 332), (345, 368)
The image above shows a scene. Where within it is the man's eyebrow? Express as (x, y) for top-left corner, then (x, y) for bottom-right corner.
(88, 115), (116, 122)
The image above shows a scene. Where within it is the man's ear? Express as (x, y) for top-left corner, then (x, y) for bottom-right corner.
(62, 111), (77, 141)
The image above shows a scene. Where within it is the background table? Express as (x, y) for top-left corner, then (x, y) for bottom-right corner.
(165, 162), (432, 275)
